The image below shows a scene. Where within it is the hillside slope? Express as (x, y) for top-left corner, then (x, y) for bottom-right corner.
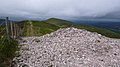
(16, 18), (120, 38)
(17, 20), (59, 36)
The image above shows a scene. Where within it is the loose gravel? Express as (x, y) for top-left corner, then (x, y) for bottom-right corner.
(12, 28), (120, 67)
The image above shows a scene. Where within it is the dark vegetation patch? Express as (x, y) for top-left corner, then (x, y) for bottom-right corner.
(0, 38), (18, 67)
(0, 24), (19, 67)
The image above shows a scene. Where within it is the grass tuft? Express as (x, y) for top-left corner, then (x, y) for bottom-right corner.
(0, 38), (18, 67)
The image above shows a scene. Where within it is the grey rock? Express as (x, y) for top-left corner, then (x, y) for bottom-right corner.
(12, 27), (120, 67)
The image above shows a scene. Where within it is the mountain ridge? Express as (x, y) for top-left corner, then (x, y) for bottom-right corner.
(16, 18), (120, 38)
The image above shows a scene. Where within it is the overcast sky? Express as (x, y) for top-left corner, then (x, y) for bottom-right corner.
(0, 0), (120, 20)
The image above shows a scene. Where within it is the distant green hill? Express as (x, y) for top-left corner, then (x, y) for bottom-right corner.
(17, 20), (59, 36)
(16, 18), (120, 38)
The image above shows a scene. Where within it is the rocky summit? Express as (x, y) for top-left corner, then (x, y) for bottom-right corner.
(12, 27), (120, 67)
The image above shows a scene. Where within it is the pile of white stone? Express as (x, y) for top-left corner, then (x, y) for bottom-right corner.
(12, 27), (120, 67)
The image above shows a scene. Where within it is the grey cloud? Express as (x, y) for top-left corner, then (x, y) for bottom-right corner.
(0, 0), (120, 20)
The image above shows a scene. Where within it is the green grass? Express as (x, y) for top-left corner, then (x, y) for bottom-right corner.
(0, 25), (19, 67)
(17, 20), (60, 36)
(45, 18), (73, 27)
(0, 38), (18, 67)
(45, 18), (120, 39)
(16, 18), (120, 39)
(73, 24), (120, 38)
(32, 21), (60, 36)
